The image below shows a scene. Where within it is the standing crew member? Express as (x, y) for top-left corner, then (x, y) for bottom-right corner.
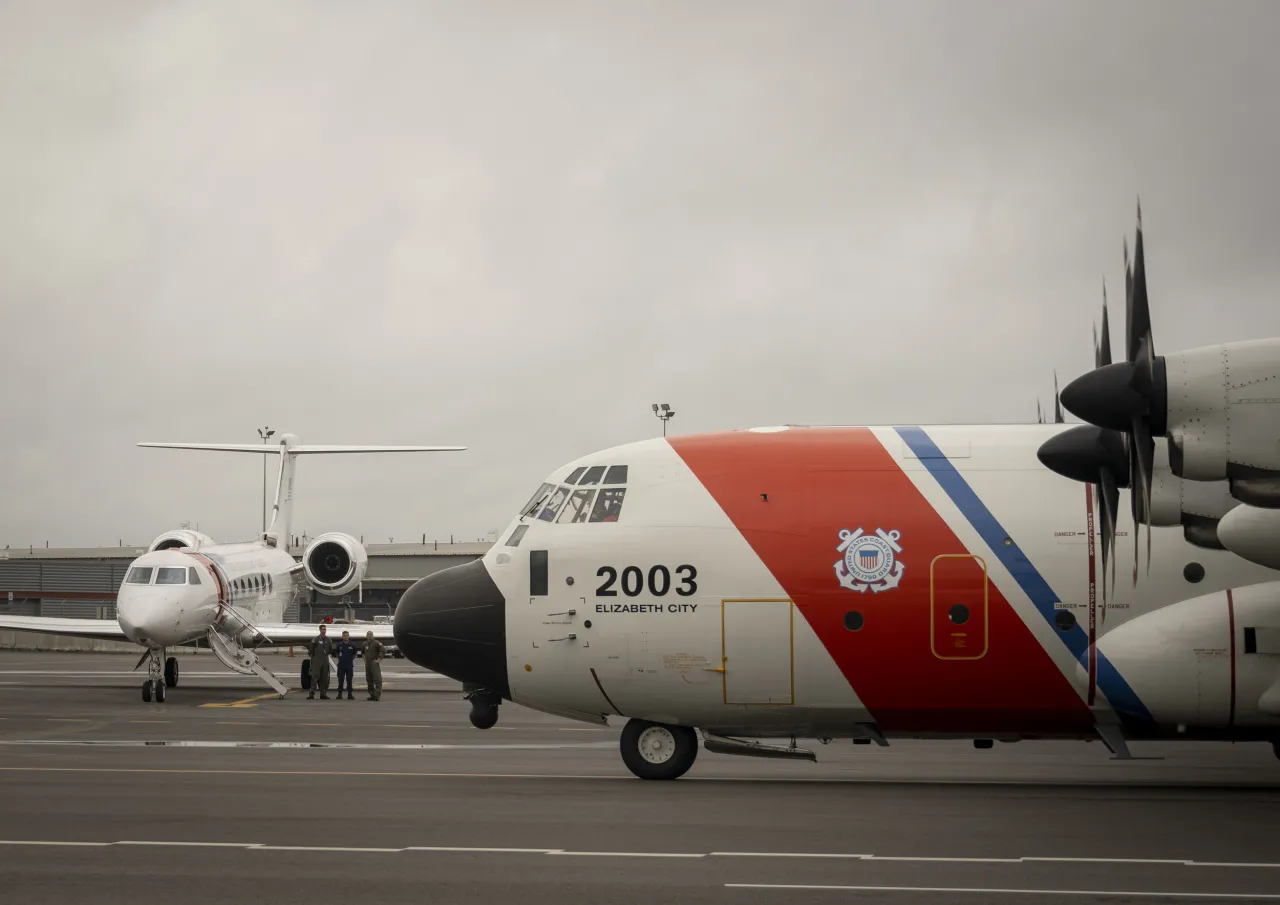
(335, 630), (357, 700)
(307, 623), (334, 700)
(361, 630), (384, 701)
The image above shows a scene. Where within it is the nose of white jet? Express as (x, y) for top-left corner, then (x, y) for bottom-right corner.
(116, 552), (215, 646)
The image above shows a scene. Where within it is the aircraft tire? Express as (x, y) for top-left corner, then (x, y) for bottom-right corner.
(142, 680), (152, 703)
(619, 719), (698, 780)
(164, 657), (179, 688)
(155, 680), (167, 703)
(301, 660), (311, 690)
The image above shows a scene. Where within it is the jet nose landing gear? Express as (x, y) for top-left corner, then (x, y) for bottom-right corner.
(465, 686), (501, 729)
(140, 647), (169, 703)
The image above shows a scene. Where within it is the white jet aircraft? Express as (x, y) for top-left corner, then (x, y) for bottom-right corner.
(0, 433), (463, 702)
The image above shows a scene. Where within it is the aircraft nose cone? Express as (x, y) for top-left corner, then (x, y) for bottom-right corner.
(394, 559), (509, 698)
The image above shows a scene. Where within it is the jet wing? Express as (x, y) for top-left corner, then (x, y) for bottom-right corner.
(253, 623), (398, 646)
(0, 615), (131, 642)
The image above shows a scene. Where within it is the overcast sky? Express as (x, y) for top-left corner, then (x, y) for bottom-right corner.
(2, 0), (1278, 549)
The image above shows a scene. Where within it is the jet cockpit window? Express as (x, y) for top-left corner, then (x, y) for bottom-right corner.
(537, 485), (571, 522)
(590, 488), (626, 522)
(126, 567), (154, 585)
(520, 483), (555, 518)
(155, 567), (187, 585)
(604, 465), (628, 484)
(564, 466), (587, 485)
(556, 488), (597, 524)
(577, 465), (606, 486)
(188, 566), (202, 584)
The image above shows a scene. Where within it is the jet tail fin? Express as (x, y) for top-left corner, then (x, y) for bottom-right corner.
(138, 435), (465, 548)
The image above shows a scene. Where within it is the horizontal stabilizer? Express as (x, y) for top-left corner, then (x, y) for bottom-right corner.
(138, 443), (465, 454)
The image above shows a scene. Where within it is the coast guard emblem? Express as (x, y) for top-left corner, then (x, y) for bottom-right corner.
(834, 527), (905, 594)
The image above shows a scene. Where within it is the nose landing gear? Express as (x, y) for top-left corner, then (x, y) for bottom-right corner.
(465, 686), (501, 729)
(140, 647), (169, 703)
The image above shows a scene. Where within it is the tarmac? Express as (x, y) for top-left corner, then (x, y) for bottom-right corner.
(0, 651), (1278, 904)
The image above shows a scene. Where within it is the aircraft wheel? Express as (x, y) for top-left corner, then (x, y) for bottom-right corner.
(301, 660), (311, 690)
(619, 719), (698, 780)
(1272, 740), (1279, 762)
(164, 657), (179, 688)
(155, 680), (167, 703)
(142, 680), (152, 703)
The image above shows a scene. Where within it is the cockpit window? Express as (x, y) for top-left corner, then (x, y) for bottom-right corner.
(565, 466), (587, 485)
(578, 465), (606, 486)
(188, 566), (202, 584)
(155, 567), (188, 585)
(505, 524), (529, 547)
(537, 485), (571, 522)
(126, 567), (154, 585)
(604, 465), (628, 484)
(520, 483), (555, 518)
(557, 488), (597, 524)
(589, 488), (626, 522)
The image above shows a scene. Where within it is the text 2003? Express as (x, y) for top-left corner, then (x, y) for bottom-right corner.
(595, 565), (697, 598)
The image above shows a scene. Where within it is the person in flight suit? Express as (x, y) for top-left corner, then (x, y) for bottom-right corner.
(361, 630), (384, 701)
(334, 630), (358, 700)
(307, 623), (334, 699)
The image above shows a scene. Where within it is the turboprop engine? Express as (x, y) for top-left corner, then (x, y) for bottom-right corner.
(148, 529), (216, 552)
(302, 532), (368, 596)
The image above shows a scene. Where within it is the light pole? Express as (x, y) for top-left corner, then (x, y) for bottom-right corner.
(257, 426), (274, 533)
(651, 403), (675, 437)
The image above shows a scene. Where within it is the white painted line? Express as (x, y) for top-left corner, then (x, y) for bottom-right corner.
(725, 884), (1280, 899)
(406, 847), (560, 854)
(0, 739), (614, 750)
(115, 841), (252, 847)
(0, 841), (110, 847)
(712, 852), (873, 859)
(550, 851), (706, 858)
(250, 845), (402, 853)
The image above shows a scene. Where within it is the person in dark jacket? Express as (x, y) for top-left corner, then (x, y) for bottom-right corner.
(361, 630), (384, 701)
(307, 624), (334, 699)
(334, 630), (357, 700)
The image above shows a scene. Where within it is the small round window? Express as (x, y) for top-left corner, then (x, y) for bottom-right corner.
(844, 611), (865, 632)
(1183, 562), (1205, 584)
(1054, 609), (1077, 632)
(948, 604), (970, 625)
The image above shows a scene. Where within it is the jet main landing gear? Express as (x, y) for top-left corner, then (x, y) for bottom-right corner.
(619, 719), (698, 780)
(141, 647), (167, 703)
(164, 657), (179, 688)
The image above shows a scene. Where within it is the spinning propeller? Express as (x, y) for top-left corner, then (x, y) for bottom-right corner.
(1059, 201), (1168, 588)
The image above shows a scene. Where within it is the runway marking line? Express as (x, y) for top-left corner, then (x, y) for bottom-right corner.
(0, 840), (1275, 872)
(201, 690), (296, 709)
(726, 884), (1280, 899)
(45, 718), (90, 722)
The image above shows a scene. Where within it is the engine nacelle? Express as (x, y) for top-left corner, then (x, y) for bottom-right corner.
(1218, 504), (1280, 570)
(1146, 441), (1237, 548)
(1096, 582), (1280, 728)
(302, 532), (368, 596)
(1165, 339), (1280, 504)
(148, 529), (216, 552)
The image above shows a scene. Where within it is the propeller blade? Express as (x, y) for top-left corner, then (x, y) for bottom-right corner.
(1037, 400), (1044, 424)
(1053, 371), (1064, 423)
(1128, 199), (1154, 373)
(1098, 283), (1112, 368)
(1133, 416), (1155, 576)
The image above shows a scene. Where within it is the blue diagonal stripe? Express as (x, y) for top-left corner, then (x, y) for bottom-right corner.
(893, 426), (1151, 722)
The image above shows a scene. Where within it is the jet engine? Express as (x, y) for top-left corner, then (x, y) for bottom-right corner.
(148, 529), (216, 552)
(302, 532), (368, 596)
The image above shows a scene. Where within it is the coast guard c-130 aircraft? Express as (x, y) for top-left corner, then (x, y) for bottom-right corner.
(0, 434), (463, 702)
(394, 206), (1280, 780)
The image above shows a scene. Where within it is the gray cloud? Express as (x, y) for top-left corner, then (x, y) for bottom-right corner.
(2, 0), (1278, 547)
